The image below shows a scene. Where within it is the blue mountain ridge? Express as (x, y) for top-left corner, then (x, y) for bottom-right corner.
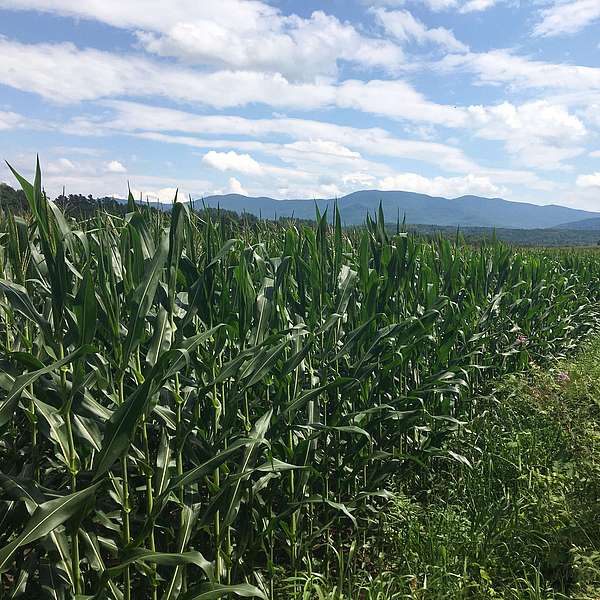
(122, 190), (599, 229)
(195, 190), (599, 229)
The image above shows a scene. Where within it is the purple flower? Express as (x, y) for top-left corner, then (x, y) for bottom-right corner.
(515, 334), (527, 345)
(556, 371), (570, 383)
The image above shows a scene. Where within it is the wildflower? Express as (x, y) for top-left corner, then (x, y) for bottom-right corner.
(515, 334), (527, 345)
(556, 371), (570, 383)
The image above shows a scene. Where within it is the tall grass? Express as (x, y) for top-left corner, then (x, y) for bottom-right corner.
(0, 161), (599, 598)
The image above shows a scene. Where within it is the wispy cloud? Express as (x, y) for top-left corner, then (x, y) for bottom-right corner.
(373, 8), (468, 52)
(533, 0), (600, 37)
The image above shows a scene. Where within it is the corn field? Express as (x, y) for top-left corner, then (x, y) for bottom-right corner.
(0, 161), (599, 599)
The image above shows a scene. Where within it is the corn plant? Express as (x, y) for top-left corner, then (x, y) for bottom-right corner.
(0, 161), (599, 599)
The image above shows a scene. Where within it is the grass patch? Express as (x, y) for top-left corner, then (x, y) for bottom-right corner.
(287, 340), (600, 599)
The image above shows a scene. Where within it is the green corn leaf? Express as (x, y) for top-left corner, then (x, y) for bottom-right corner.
(107, 549), (213, 579)
(121, 233), (168, 369)
(74, 266), (97, 347)
(0, 483), (99, 571)
(94, 329), (220, 480)
(0, 279), (54, 343)
(180, 583), (267, 600)
(0, 345), (94, 427)
(154, 428), (171, 496)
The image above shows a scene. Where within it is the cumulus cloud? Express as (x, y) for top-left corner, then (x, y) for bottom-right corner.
(202, 151), (263, 175)
(228, 177), (248, 195)
(533, 0), (600, 37)
(378, 172), (505, 197)
(460, 0), (497, 13)
(468, 101), (587, 169)
(130, 187), (180, 204)
(106, 160), (126, 173)
(373, 8), (468, 52)
(576, 172), (600, 188)
(137, 11), (404, 80)
(0, 0), (404, 80)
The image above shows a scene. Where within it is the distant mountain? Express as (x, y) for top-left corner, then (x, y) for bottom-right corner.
(197, 190), (600, 229)
(554, 217), (600, 230)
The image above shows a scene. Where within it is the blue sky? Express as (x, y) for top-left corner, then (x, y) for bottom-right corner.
(1, 0), (600, 209)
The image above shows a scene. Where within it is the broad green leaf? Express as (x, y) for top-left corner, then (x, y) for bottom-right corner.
(0, 483), (99, 571)
(122, 233), (168, 368)
(0, 345), (94, 427)
(180, 583), (266, 600)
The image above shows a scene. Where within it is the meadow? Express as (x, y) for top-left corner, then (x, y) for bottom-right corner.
(0, 161), (598, 599)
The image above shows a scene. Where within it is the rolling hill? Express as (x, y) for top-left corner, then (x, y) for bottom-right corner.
(197, 190), (600, 229)
(554, 217), (600, 230)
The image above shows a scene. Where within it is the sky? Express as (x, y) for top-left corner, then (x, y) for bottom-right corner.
(1, 1), (600, 209)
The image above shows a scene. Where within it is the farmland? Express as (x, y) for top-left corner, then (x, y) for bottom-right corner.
(0, 163), (599, 599)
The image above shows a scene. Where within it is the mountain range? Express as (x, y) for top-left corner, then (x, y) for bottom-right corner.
(554, 217), (600, 230)
(194, 190), (600, 229)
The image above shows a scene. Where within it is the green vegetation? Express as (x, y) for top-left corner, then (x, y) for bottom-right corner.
(0, 182), (262, 225)
(286, 340), (600, 598)
(0, 161), (598, 599)
(406, 223), (600, 248)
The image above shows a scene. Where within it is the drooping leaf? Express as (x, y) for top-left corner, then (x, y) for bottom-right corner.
(0, 483), (99, 571)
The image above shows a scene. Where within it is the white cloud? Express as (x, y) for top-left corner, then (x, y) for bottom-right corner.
(106, 160), (126, 173)
(335, 79), (469, 126)
(1, 154), (212, 201)
(460, 0), (497, 13)
(52, 97), (568, 190)
(373, 8), (468, 52)
(378, 172), (506, 197)
(576, 172), (600, 188)
(228, 177), (247, 195)
(439, 50), (600, 92)
(437, 52), (600, 170)
(0, 39), (462, 125)
(342, 172), (378, 187)
(283, 140), (361, 159)
(533, 0), (600, 37)
(0, 39), (339, 108)
(0, 1), (404, 81)
(202, 151), (263, 175)
(468, 100), (587, 169)
(0, 110), (27, 130)
(13, 42), (582, 145)
(66, 100), (480, 172)
(97, 105), (554, 194)
(366, 0), (498, 12)
(367, 0), (458, 10)
(0, 0), (271, 32)
(51, 145), (104, 157)
(590, 150), (600, 158)
(421, 0), (461, 8)
(45, 157), (77, 174)
(137, 11), (404, 80)
(130, 187), (180, 204)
